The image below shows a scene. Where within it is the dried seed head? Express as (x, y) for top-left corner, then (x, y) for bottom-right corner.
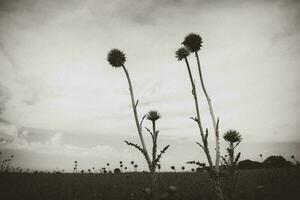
(107, 49), (126, 68)
(146, 110), (161, 122)
(182, 33), (203, 53)
(175, 47), (190, 61)
(223, 130), (242, 144)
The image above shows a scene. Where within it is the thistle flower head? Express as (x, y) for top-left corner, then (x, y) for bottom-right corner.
(223, 130), (242, 144)
(182, 33), (203, 52)
(107, 49), (126, 68)
(175, 47), (190, 61)
(146, 110), (161, 122)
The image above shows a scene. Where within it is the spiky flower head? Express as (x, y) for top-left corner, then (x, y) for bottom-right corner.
(175, 47), (190, 61)
(146, 110), (161, 122)
(223, 130), (242, 144)
(107, 49), (126, 68)
(182, 33), (203, 52)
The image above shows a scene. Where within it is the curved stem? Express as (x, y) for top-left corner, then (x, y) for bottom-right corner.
(184, 57), (213, 168)
(121, 65), (151, 169)
(195, 52), (220, 172)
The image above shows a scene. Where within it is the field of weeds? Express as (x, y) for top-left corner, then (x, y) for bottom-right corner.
(1, 168), (299, 200)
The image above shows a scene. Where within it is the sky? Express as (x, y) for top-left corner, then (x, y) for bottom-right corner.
(0, 0), (299, 172)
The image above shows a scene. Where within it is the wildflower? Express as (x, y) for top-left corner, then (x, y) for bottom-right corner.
(107, 49), (126, 68)
(182, 33), (203, 53)
(223, 130), (242, 144)
(175, 47), (190, 61)
(146, 110), (161, 122)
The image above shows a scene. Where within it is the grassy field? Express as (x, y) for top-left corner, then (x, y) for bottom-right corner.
(0, 168), (299, 200)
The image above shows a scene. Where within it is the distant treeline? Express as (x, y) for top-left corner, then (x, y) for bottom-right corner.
(237, 155), (299, 169)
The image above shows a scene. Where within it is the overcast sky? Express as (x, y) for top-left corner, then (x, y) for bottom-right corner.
(0, 0), (299, 172)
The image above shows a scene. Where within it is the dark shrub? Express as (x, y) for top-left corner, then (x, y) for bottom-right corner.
(264, 156), (293, 168)
(238, 159), (262, 169)
(114, 168), (121, 174)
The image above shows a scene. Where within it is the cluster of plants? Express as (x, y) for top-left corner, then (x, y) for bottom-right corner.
(106, 33), (248, 200)
(0, 152), (16, 173)
(72, 160), (142, 174)
(106, 32), (300, 199)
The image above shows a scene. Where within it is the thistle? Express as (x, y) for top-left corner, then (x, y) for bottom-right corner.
(170, 166), (176, 172)
(177, 33), (222, 200)
(107, 49), (169, 200)
(107, 49), (126, 68)
(222, 130), (243, 200)
(224, 130), (242, 144)
(182, 33), (203, 53)
(146, 110), (161, 122)
(175, 47), (190, 61)
(126, 110), (169, 200)
(107, 48), (151, 169)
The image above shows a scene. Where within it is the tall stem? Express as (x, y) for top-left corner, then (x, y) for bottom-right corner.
(151, 120), (158, 200)
(195, 52), (220, 172)
(152, 121), (157, 170)
(184, 57), (213, 168)
(121, 65), (151, 169)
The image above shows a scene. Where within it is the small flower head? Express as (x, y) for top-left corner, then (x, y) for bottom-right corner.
(107, 49), (126, 68)
(175, 47), (190, 61)
(182, 33), (203, 52)
(223, 130), (242, 144)
(146, 110), (161, 122)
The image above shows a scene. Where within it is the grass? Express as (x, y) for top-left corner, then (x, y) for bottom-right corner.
(0, 168), (300, 200)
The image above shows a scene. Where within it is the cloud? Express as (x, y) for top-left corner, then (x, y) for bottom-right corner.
(0, 82), (10, 115)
